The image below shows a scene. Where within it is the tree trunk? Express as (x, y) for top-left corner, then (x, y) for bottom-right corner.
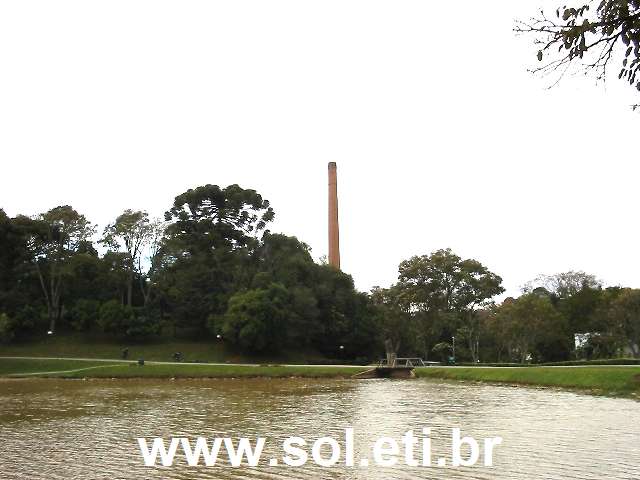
(47, 306), (55, 333)
(467, 333), (479, 363)
(518, 340), (529, 364)
(35, 261), (58, 333)
(127, 270), (133, 307)
(385, 338), (400, 367)
(139, 275), (151, 307)
(520, 346), (529, 364)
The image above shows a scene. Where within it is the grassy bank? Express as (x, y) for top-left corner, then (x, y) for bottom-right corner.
(3, 359), (640, 399)
(0, 358), (367, 379)
(0, 333), (334, 364)
(415, 366), (640, 397)
(0, 358), (118, 376)
(456, 358), (640, 367)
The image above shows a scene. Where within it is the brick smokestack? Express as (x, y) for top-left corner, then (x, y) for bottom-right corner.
(328, 162), (340, 269)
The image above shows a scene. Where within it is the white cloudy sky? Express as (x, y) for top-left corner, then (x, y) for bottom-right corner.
(1, 1), (638, 298)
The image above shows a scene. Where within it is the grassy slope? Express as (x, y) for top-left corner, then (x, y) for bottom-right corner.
(0, 358), (366, 378)
(2, 359), (640, 399)
(58, 364), (366, 378)
(0, 333), (331, 364)
(0, 358), (120, 376)
(416, 366), (640, 397)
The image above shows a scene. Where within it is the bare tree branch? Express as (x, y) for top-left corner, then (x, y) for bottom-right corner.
(515, 1), (640, 103)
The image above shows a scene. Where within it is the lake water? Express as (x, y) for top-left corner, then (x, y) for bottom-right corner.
(0, 377), (638, 479)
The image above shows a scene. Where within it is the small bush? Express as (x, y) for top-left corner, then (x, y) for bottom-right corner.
(0, 313), (15, 343)
(98, 301), (160, 339)
(98, 300), (133, 335)
(12, 306), (38, 333)
(71, 299), (100, 331)
(126, 308), (161, 338)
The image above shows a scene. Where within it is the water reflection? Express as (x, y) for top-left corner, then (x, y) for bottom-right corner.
(0, 378), (638, 479)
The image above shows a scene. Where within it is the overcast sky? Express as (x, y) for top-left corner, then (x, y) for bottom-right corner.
(1, 1), (638, 298)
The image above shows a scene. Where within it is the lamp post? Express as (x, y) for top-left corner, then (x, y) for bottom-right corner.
(452, 336), (456, 364)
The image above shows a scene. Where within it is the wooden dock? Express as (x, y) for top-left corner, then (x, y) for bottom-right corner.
(352, 358), (428, 379)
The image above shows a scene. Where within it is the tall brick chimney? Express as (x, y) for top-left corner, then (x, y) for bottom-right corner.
(328, 162), (340, 269)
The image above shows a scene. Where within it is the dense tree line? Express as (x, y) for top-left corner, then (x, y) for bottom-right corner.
(1, 185), (639, 362)
(487, 276), (640, 362)
(371, 253), (640, 362)
(0, 184), (377, 360)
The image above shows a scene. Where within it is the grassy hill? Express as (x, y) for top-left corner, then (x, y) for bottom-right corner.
(416, 366), (640, 398)
(0, 332), (335, 364)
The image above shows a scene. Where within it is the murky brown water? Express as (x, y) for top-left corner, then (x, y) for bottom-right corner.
(0, 377), (638, 479)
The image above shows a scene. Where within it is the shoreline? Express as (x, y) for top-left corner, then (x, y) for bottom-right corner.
(1, 358), (639, 399)
(415, 366), (640, 399)
(0, 358), (368, 380)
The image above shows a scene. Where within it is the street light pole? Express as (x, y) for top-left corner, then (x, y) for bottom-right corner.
(452, 336), (456, 363)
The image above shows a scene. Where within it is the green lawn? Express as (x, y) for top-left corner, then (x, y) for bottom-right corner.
(0, 332), (332, 364)
(0, 333), (360, 379)
(0, 357), (367, 378)
(416, 366), (640, 397)
(58, 364), (366, 379)
(0, 358), (121, 376)
(3, 357), (640, 399)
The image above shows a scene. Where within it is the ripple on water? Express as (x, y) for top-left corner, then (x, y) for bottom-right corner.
(0, 378), (638, 479)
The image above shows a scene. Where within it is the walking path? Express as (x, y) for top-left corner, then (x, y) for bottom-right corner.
(0, 356), (359, 368)
(6, 363), (127, 377)
(1, 356), (638, 369)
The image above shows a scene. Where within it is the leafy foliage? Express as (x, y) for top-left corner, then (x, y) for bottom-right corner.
(489, 294), (568, 363)
(0, 313), (15, 343)
(516, 1), (640, 96)
(2, 183), (637, 363)
(98, 300), (133, 335)
(97, 300), (160, 339)
(395, 249), (504, 362)
(222, 283), (291, 352)
(101, 209), (154, 306)
(15, 206), (95, 333)
(165, 184), (274, 255)
(70, 299), (100, 331)
(608, 288), (640, 357)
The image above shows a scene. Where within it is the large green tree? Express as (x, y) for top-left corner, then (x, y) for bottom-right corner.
(250, 234), (321, 346)
(608, 288), (640, 357)
(369, 285), (419, 358)
(523, 271), (601, 299)
(101, 209), (152, 307)
(165, 184), (274, 255)
(396, 249), (504, 362)
(17, 206), (95, 333)
(222, 283), (291, 352)
(0, 210), (31, 315)
(490, 294), (568, 363)
(312, 265), (376, 358)
(159, 184), (275, 333)
(229, 233), (380, 358)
